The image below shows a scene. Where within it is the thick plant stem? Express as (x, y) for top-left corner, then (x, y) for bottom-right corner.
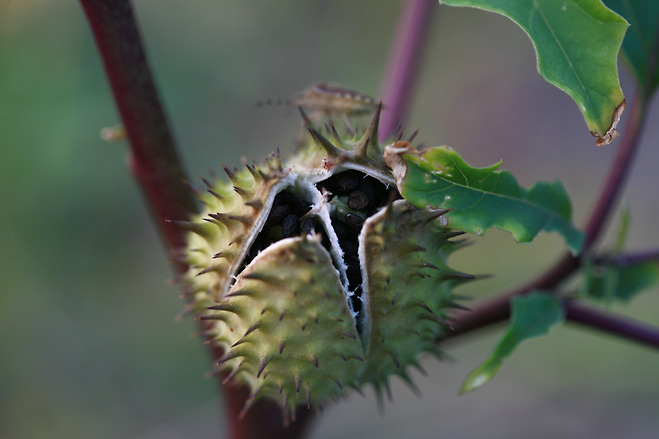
(79, 0), (196, 261)
(79, 1), (312, 438)
(449, 89), (650, 341)
(378, 0), (436, 141)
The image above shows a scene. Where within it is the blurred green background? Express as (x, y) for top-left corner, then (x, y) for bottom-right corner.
(2, 1), (659, 438)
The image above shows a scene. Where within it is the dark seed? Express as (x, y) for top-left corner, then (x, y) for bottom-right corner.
(348, 189), (370, 210)
(290, 197), (312, 216)
(335, 171), (361, 192)
(317, 170), (362, 195)
(281, 214), (299, 237)
(266, 204), (290, 226)
(345, 213), (364, 231)
(300, 217), (316, 236)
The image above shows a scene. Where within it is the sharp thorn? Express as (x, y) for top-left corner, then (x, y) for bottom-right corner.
(419, 313), (452, 328)
(384, 380), (393, 402)
(359, 101), (382, 152)
(231, 337), (248, 348)
(226, 289), (258, 298)
(244, 322), (261, 336)
(390, 351), (401, 371)
(401, 370), (422, 397)
(233, 186), (249, 198)
(207, 189), (224, 200)
(416, 301), (434, 314)
(217, 350), (242, 366)
(207, 303), (239, 313)
(222, 164), (237, 181)
(257, 356), (270, 378)
(415, 262), (440, 270)
(298, 106), (314, 129)
(201, 177), (214, 189)
(245, 200), (263, 210)
(308, 127), (343, 157)
(221, 362), (242, 384)
(407, 127), (420, 143)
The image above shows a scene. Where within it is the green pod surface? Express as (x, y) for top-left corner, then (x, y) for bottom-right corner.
(179, 109), (473, 419)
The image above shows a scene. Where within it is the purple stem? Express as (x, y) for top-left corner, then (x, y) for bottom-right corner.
(79, 0), (196, 261)
(79, 1), (313, 438)
(566, 301), (659, 349)
(595, 249), (659, 266)
(378, 0), (436, 141)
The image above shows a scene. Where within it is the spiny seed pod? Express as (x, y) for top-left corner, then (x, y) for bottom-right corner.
(177, 105), (474, 420)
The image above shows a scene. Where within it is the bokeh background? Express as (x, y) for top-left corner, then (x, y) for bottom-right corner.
(2, 1), (659, 438)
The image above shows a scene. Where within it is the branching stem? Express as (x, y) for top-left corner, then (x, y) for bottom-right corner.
(449, 87), (653, 347)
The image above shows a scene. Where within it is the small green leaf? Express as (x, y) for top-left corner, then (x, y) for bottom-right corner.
(440, 0), (628, 145)
(582, 259), (659, 303)
(385, 143), (584, 253)
(461, 292), (565, 393)
(605, 0), (659, 95)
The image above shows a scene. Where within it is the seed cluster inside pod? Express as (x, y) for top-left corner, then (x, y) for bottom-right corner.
(237, 167), (397, 322)
(316, 170), (394, 318)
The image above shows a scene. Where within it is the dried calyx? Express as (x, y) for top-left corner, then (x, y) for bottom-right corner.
(177, 106), (474, 420)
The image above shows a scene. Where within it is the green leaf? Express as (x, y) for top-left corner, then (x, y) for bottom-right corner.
(440, 0), (628, 145)
(582, 259), (659, 303)
(461, 292), (565, 393)
(384, 143), (584, 253)
(605, 0), (659, 95)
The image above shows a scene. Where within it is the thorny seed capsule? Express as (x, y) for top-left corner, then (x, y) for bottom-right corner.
(177, 105), (474, 421)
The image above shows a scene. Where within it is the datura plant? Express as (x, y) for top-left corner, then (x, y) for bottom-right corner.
(175, 106), (476, 419)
